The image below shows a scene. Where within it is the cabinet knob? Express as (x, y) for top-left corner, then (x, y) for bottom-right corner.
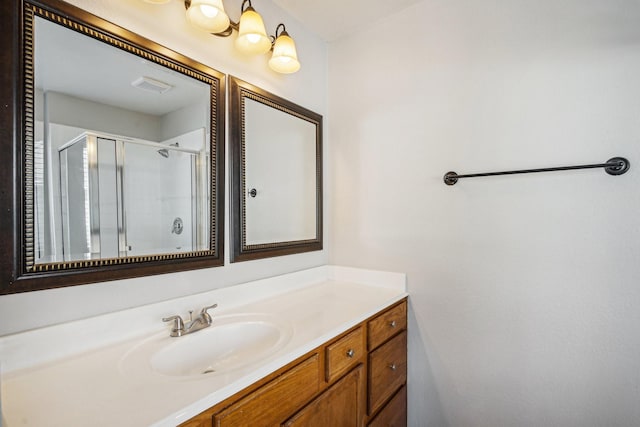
(388, 363), (397, 371)
(389, 320), (397, 328)
(346, 349), (355, 358)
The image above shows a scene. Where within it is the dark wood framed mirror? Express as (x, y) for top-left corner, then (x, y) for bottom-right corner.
(0, 0), (225, 295)
(229, 76), (323, 262)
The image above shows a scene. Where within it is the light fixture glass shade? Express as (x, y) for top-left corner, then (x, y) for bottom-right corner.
(186, 0), (230, 33)
(268, 31), (300, 73)
(235, 7), (272, 55)
(143, 0), (171, 4)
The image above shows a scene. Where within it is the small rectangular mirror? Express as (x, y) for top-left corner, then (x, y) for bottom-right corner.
(229, 77), (323, 262)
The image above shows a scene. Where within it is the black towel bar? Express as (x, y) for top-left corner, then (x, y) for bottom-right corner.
(444, 157), (630, 186)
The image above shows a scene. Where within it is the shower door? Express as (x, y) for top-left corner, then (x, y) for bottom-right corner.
(58, 131), (202, 261)
(59, 134), (121, 261)
(122, 142), (197, 256)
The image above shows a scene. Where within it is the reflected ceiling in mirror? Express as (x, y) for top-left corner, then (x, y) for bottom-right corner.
(229, 76), (323, 262)
(4, 0), (225, 294)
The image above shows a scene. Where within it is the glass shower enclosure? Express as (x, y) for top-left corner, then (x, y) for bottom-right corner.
(57, 130), (208, 262)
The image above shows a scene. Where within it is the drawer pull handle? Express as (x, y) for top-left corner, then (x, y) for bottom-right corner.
(389, 363), (397, 371)
(389, 320), (397, 328)
(346, 349), (355, 358)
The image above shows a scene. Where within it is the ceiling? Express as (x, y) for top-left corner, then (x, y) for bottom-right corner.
(272, 0), (424, 41)
(35, 16), (208, 117)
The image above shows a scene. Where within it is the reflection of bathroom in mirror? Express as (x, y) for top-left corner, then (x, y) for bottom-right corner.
(229, 76), (323, 262)
(33, 15), (210, 264)
(2, 0), (225, 294)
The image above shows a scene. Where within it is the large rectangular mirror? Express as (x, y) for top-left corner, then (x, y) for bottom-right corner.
(229, 77), (323, 262)
(0, 0), (225, 294)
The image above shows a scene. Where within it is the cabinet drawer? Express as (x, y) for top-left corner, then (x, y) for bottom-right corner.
(326, 326), (365, 383)
(214, 354), (320, 427)
(368, 331), (407, 415)
(368, 301), (407, 350)
(367, 385), (407, 427)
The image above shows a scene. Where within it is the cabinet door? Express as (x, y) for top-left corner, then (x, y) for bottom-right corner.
(214, 354), (320, 427)
(284, 365), (364, 427)
(179, 418), (210, 427)
(367, 385), (407, 427)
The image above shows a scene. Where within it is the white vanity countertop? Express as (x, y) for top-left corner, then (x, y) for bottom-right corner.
(0, 266), (407, 427)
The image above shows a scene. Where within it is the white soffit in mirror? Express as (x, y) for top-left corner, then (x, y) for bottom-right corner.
(34, 17), (205, 116)
(272, 0), (423, 41)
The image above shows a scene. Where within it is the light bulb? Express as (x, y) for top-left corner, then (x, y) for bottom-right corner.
(199, 5), (219, 18)
(246, 34), (261, 44)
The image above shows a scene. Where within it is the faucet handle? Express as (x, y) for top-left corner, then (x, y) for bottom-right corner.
(200, 303), (218, 324)
(201, 303), (218, 314)
(162, 315), (185, 337)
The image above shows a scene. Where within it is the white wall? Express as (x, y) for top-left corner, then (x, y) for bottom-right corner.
(0, 0), (328, 336)
(44, 91), (163, 141)
(160, 101), (209, 141)
(329, 0), (640, 426)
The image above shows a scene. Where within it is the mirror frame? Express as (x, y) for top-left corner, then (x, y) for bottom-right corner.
(0, 0), (225, 295)
(229, 76), (323, 262)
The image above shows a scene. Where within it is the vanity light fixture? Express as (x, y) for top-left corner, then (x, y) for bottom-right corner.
(147, 0), (301, 73)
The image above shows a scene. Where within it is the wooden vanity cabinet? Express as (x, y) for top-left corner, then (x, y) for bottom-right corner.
(180, 299), (407, 427)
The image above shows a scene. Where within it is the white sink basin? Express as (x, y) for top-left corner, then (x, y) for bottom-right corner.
(119, 313), (293, 379)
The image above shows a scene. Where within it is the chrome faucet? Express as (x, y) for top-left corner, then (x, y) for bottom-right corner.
(162, 304), (218, 337)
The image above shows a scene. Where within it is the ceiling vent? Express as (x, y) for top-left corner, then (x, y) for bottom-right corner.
(131, 76), (173, 94)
